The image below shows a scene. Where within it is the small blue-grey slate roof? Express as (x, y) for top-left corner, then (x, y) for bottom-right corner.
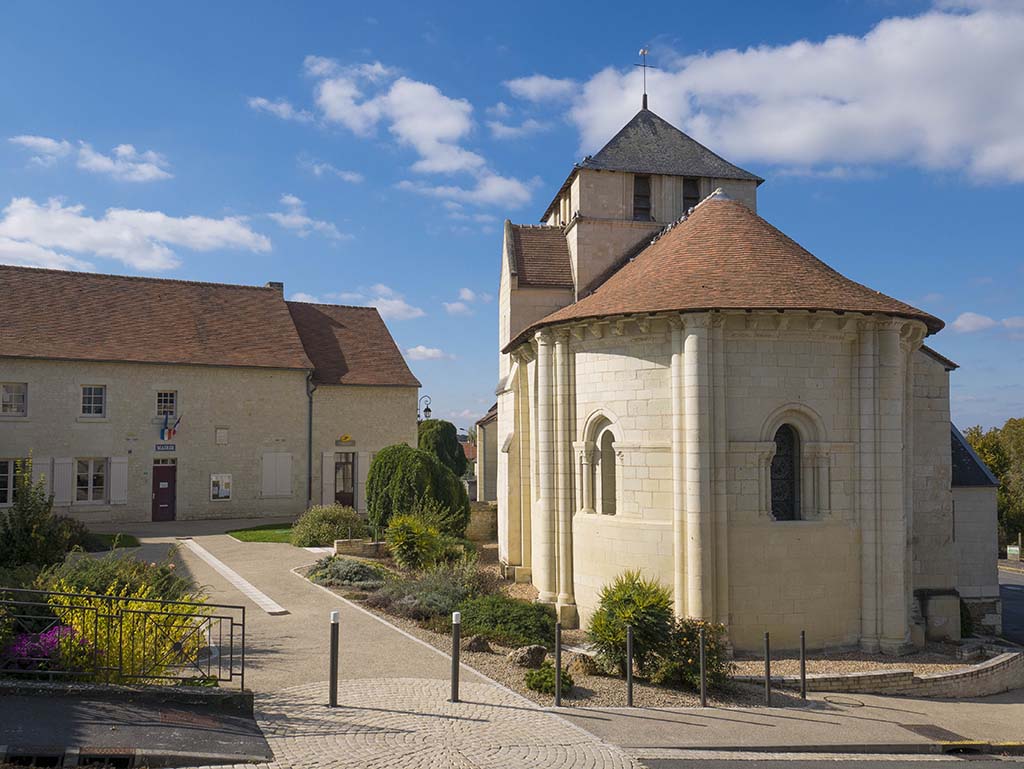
(951, 425), (1000, 487)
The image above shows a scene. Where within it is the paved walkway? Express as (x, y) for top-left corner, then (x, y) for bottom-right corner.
(96, 521), (640, 768)
(1001, 565), (1024, 645)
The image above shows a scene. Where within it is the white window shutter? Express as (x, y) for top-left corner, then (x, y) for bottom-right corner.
(53, 458), (74, 506)
(109, 457), (129, 504)
(356, 452), (370, 514)
(276, 453), (292, 497)
(321, 451), (335, 506)
(261, 453), (275, 497)
(32, 457), (52, 496)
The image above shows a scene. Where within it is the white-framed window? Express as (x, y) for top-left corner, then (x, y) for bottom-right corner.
(81, 385), (106, 417)
(156, 390), (177, 417)
(75, 458), (107, 503)
(210, 473), (232, 501)
(0, 459), (16, 505)
(1, 383), (27, 416)
(215, 427), (229, 446)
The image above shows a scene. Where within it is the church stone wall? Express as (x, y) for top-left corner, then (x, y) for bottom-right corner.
(723, 323), (861, 651)
(911, 352), (957, 593)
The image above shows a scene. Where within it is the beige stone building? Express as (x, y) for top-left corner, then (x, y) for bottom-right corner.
(495, 106), (1000, 652)
(475, 403), (498, 503)
(0, 266), (419, 524)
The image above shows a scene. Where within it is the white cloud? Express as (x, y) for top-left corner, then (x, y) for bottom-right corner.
(8, 135), (72, 166)
(289, 291), (321, 303)
(0, 236), (92, 270)
(337, 283), (425, 320)
(406, 344), (453, 360)
(505, 74), (577, 102)
(0, 197), (270, 271)
(486, 102), (512, 118)
(948, 311), (1024, 333)
(300, 158), (364, 183)
(77, 143), (172, 182)
(552, 6), (1024, 182)
(443, 301), (471, 315)
(259, 56), (536, 207)
(487, 118), (549, 140)
(443, 286), (493, 315)
(398, 172), (538, 209)
(267, 193), (349, 240)
(10, 135), (172, 181)
(458, 287), (477, 302)
(247, 96), (314, 123)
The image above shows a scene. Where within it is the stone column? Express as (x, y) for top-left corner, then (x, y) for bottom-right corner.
(878, 321), (910, 653)
(516, 352), (533, 579)
(684, 315), (713, 619)
(533, 330), (557, 603)
(858, 322), (880, 652)
(670, 319), (686, 618)
(712, 315), (729, 626)
(554, 331), (577, 623)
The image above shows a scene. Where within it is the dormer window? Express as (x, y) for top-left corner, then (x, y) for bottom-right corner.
(683, 177), (701, 213)
(633, 175), (652, 221)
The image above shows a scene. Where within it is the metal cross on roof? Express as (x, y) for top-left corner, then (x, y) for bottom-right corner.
(634, 48), (658, 109)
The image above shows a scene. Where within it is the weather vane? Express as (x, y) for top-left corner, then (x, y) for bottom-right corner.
(634, 48), (657, 109)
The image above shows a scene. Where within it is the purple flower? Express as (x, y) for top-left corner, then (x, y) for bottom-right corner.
(1, 626), (92, 671)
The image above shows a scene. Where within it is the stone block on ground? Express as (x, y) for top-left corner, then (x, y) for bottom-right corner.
(508, 644), (547, 668)
(462, 634), (492, 653)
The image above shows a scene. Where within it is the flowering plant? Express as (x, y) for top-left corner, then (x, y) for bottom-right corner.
(1, 625), (94, 673)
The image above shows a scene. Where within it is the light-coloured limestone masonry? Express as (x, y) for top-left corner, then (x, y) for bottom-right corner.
(0, 358), (416, 523)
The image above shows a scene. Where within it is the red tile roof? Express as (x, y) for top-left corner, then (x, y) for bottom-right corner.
(507, 222), (574, 288)
(507, 195), (942, 350)
(0, 265), (420, 386)
(287, 301), (420, 386)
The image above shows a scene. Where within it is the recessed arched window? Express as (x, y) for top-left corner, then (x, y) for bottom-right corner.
(771, 424), (800, 521)
(598, 430), (617, 515)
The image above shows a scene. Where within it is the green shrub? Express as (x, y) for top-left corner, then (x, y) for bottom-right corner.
(290, 504), (367, 547)
(39, 549), (197, 602)
(587, 570), (673, 678)
(0, 563), (44, 590)
(0, 457), (65, 569)
(525, 661), (574, 696)
(459, 593), (557, 649)
(366, 445), (470, 536)
(386, 514), (443, 570)
(366, 557), (497, 622)
(418, 419), (468, 477)
(307, 556), (388, 589)
(650, 617), (731, 690)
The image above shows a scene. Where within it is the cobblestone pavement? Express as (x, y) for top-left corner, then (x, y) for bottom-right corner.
(204, 678), (640, 769)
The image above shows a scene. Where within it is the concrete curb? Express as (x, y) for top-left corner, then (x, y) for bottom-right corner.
(627, 741), (1024, 756)
(999, 564), (1024, 575)
(0, 745), (273, 767)
(0, 679), (254, 716)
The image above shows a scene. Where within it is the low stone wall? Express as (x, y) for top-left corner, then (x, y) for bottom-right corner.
(466, 503), (497, 542)
(732, 652), (1024, 698)
(334, 539), (389, 558)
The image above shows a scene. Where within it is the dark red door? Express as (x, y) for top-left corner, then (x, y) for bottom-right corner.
(152, 464), (177, 521)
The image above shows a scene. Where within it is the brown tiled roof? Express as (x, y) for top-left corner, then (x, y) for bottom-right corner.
(0, 265), (312, 370)
(507, 195), (942, 350)
(461, 440), (477, 462)
(507, 222), (573, 288)
(287, 302), (420, 387)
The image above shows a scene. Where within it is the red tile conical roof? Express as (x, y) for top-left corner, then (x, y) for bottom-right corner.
(507, 193), (942, 350)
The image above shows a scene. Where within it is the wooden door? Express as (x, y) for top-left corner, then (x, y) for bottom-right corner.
(334, 453), (355, 508)
(152, 464), (177, 521)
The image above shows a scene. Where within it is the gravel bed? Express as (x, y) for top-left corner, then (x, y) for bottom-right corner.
(731, 646), (969, 677)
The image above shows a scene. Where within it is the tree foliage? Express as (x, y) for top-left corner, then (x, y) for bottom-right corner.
(964, 419), (1024, 548)
(0, 456), (64, 569)
(418, 419), (468, 477)
(366, 444), (470, 536)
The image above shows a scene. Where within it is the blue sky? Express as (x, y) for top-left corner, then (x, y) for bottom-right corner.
(1, 0), (1021, 430)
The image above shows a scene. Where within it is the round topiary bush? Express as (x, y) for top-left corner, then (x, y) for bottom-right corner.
(587, 570), (673, 678)
(366, 445), (470, 536)
(290, 505), (367, 547)
(524, 661), (574, 696)
(386, 514), (442, 570)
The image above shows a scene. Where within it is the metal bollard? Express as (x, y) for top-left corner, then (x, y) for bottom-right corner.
(450, 611), (461, 703)
(329, 610), (339, 708)
(799, 630), (807, 700)
(626, 624), (634, 707)
(554, 621), (562, 707)
(764, 631), (771, 706)
(699, 626), (707, 708)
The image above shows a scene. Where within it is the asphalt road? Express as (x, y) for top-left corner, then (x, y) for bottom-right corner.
(641, 757), (1024, 769)
(1001, 567), (1024, 645)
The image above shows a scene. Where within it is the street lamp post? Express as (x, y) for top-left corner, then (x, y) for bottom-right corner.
(418, 395), (432, 422)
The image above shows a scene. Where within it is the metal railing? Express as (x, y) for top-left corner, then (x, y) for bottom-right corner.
(0, 587), (245, 688)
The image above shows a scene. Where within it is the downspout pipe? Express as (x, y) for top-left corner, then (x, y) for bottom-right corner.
(306, 371), (317, 509)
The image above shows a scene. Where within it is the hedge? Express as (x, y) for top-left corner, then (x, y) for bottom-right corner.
(366, 444), (470, 536)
